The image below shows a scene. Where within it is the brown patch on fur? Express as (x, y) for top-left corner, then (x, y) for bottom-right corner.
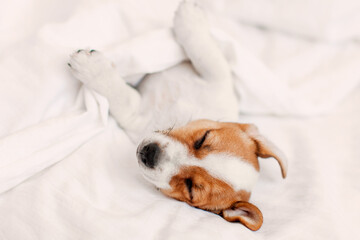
(161, 166), (250, 211)
(167, 119), (260, 170)
(238, 123), (288, 178)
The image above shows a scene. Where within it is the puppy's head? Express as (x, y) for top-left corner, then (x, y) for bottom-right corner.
(136, 119), (287, 231)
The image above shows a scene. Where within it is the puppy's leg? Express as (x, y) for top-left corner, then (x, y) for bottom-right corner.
(69, 49), (147, 134)
(174, 1), (231, 83)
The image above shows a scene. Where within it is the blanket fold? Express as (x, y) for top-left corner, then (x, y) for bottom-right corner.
(0, 87), (108, 194)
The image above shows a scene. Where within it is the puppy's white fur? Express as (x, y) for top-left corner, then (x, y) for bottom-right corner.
(69, 1), (238, 142)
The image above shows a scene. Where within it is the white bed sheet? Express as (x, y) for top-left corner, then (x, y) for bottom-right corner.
(1, 93), (359, 240)
(0, 0), (359, 239)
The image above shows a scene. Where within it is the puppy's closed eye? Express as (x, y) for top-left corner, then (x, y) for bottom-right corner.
(194, 130), (210, 150)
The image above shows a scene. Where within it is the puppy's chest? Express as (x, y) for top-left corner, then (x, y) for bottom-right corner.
(137, 62), (238, 125)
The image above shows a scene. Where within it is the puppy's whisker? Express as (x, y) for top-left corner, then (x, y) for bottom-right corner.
(166, 123), (176, 135)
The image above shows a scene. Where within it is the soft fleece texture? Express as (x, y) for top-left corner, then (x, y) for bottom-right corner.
(0, 0), (359, 239)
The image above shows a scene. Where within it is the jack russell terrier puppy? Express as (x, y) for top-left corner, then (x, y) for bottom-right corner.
(68, 1), (287, 231)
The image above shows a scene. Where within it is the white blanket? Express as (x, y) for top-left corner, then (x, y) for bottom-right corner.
(208, 0), (360, 41)
(0, 0), (359, 239)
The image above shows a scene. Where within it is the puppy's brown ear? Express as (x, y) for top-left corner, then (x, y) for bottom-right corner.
(239, 124), (288, 178)
(221, 201), (263, 231)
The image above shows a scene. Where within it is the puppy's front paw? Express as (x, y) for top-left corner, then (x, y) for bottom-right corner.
(68, 49), (116, 90)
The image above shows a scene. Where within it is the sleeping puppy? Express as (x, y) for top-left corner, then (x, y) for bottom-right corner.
(68, 1), (287, 231)
(137, 119), (287, 231)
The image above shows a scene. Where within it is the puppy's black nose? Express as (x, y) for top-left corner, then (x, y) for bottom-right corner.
(139, 143), (160, 168)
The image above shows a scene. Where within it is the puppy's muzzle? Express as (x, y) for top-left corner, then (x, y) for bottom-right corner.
(137, 143), (161, 168)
